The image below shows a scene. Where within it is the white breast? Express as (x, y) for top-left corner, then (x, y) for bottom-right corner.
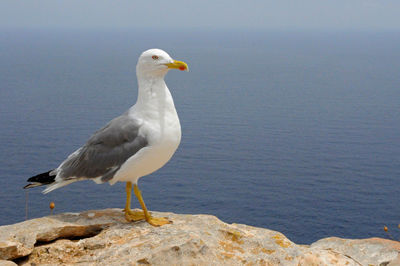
(110, 92), (181, 185)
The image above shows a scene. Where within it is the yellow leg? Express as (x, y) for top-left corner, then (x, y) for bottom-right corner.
(133, 184), (171, 226)
(124, 182), (145, 222)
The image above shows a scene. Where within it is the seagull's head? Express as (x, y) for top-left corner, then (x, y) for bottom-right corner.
(136, 49), (188, 77)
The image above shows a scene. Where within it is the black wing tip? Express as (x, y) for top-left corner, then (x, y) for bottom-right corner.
(27, 170), (52, 182)
(24, 170), (56, 189)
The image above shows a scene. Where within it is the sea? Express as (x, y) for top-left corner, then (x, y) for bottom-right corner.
(0, 29), (399, 244)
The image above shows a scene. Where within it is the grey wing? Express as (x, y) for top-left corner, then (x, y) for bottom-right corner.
(56, 114), (148, 183)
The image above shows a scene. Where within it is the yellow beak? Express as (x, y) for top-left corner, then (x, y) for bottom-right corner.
(166, 60), (189, 71)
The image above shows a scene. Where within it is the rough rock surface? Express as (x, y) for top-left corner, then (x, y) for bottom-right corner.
(0, 209), (398, 265)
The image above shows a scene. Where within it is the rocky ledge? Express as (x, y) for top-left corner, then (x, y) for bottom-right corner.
(0, 209), (399, 265)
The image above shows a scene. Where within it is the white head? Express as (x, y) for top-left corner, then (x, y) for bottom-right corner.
(136, 48), (188, 77)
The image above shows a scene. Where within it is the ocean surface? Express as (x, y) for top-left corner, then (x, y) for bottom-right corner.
(0, 29), (399, 244)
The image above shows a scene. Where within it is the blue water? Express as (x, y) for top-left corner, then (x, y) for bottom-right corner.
(0, 30), (399, 244)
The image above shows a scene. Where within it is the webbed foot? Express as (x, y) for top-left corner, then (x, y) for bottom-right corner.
(124, 208), (145, 222)
(146, 216), (172, 227)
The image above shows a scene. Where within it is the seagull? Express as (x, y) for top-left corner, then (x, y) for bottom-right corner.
(24, 49), (188, 226)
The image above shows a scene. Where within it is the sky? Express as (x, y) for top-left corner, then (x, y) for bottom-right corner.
(1, 0), (400, 31)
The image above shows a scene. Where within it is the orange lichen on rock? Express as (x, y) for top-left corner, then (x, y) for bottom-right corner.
(219, 241), (244, 254)
(272, 234), (292, 248)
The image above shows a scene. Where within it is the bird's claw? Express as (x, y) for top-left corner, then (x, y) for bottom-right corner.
(124, 209), (145, 222)
(146, 216), (172, 227)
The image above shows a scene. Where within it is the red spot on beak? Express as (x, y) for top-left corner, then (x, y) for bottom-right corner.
(179, 66), (186, 71)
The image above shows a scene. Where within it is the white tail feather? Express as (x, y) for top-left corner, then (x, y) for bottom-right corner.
(42, 180), (77, 194)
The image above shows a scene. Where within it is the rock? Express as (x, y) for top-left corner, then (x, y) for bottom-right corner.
(0, 260), (17, 266)
(0, 209), (398, 265)
(310, 237), (400, 265)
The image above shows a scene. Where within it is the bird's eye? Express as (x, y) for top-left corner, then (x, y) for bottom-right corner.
(152, 55), (159, 60)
